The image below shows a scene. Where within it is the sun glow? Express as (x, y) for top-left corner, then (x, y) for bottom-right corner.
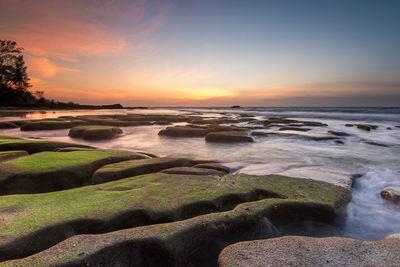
(178, 88), (236, 100)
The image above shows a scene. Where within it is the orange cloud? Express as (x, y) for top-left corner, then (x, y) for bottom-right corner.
(26, 56), (76, 78)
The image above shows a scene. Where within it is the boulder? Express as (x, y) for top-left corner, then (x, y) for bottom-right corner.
(0, 121), (18, 129)
(161, 167), (226, 176)
(0, 173), (350, 263)
(218, 236), (400, 267)
(381, 186), (400, 203)
(69, 125), (123, 140)
(0, 150), (148, 195)
(0, 150), (28, 161)
(205, 131), (254, 143)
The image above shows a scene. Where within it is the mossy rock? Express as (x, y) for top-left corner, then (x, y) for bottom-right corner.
(159, 126), (211, 137)
(205, 131), (254, 143)
(0, 135), (22, 140)
(0, 173), (350, 262)
(92, 157), (206, 184)
(0, 122), (18, 129)
(161, 166), (226, 176)
(194, 163), (230, 173)
(69, 125), (123, 140)
(0, 137), (93, 154)
(356, 124), (378, 131)
(76, 116), (152, 127)
(0, 151), (28, 161)
(0, 150), (149, 195)
(54, 147), (97, 152)
(218, 236), (400, 267)
(20, 120), (74, 131)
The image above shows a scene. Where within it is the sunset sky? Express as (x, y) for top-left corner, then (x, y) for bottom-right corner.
(1, 0), (399, 106)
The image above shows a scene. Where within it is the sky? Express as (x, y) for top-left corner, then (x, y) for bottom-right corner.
(1, 0), (399, 106)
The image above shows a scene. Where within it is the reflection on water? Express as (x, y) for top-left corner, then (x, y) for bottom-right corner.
(0, 107), (400, 240)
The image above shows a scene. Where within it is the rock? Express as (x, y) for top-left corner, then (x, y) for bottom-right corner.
(361, 139), (390, 147)
(54, 147), (97, 152)
(300, 121), (328, 127)
(328, 130), (351, 136)
(231, 105), (241, 108)
(92, 157), (201, 184)
(0, 150), (148, 195)
(153, 120), (172, 125)
(387, 127), (392, 130)
(335, 140), (344, 145)
(0, 136), (93, 154)
(251, 131), (340, 141)
(279, 127), (311, 131)
(0, 173), (350, 263)
(218, 236), (400, 267)
(0, 121), (18, 129)
(69, 125), (123, 140)
(345, 124), (354, 127)
(161, 167), (226, 176)
(0, 150), (28, 161)
(20, 120), (74, 131)
(381, 186), (400, 203)
(277, 166), (354, 189)
(356, 124), (378, 131)
(205, 131), (254, 143)
(159, 126), (210, 137)
(194, 163), (230, 173)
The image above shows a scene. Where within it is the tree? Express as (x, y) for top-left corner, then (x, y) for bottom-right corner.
(0, 40), (30, 90)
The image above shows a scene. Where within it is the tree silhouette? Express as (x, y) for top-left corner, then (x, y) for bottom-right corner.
(0, 40), (30, 90)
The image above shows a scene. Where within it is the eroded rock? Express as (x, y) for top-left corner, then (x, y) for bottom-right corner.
(381, 186), (400, 203)
(69, 125), (123, 140)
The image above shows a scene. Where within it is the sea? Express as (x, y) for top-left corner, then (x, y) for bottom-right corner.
(0, 106), (399, 240)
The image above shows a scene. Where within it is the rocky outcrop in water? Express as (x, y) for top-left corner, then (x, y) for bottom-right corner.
(381, 186), (400, 203)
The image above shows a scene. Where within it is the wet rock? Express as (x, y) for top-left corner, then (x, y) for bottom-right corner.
(0, 149), (148, 195)
(328, 130), (351, 136)
(279, 127), (311, 132)
(300, 121), (328, 127)
(92, 157), (198, 184)
(69, 125), (123, 140)
(0, 121), (18, 129)
(251, 131), (340, 141)
(205, 131), (254, 143)
(159, 126), (210, 137)
(218, 236), (400, 267)
(0, 136), (93, 153)
(194, 163), (230, 173)
(345, 124), (354, 127)
(20, 120), (75, 131)
(0, 150), (28, 161)
(387, 127), (392, 130)
(54, 147), (97, 152)
(361, 139), (390, 147)
(0, 173), (350, 264)
(161, 167), (226, 176)
(277, 166), (354, 189)
(153, 120), (172, 125)
(335, 140), (344, 145)
(356, 124), (378, 131)
(231, 105), (241, 108)
(381, 186), (400, 203)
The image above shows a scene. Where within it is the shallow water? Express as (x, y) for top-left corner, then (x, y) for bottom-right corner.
(1, 107), (399, 240)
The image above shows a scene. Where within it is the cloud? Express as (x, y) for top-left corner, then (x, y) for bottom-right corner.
(0, 0), (169, 61)
(26, 56), (76, 78)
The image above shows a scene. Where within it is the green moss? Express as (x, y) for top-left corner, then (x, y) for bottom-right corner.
(6, 150), (130, 171)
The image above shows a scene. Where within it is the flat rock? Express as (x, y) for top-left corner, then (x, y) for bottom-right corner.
(159, 126), (210, 137)
(0, 173), (350, 264)
(194, 163), (230, 173)
(251, 131), (340, 141)
(205, 131), (254, 143)
(279, 127), (311, 131)
(381, 186), (400, 203)
(92, 157), (203, 184)
(277, 166), (354, 189)
(0, 136), (93, 154)
(218, 236), (400, 267)
(0, 150), (149, 195)
(356, 124), (378, 131)
(20, 120), (74, 131)
(161, 167), (226, 176)
(69, 125), (123, 140)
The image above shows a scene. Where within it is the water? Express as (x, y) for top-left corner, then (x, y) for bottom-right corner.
(0, 107), (399, 240)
